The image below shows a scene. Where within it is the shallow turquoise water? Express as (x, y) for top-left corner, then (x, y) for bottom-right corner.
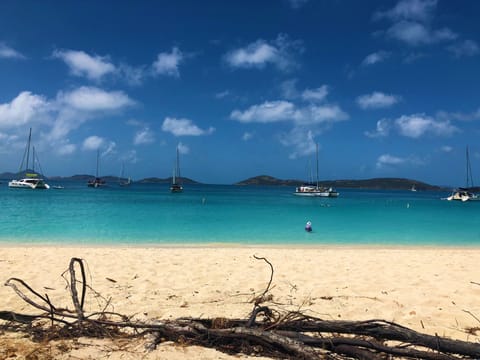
(0, 182), (479, 246)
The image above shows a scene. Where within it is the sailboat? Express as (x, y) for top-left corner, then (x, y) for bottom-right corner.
(170, 145), (183, 193)
(119, 162), (131, 187)
(447, 146), (478, 202)
(293, 143), (339, 197)
(8, 128), (50, 190)
(87, 149), (106, 188)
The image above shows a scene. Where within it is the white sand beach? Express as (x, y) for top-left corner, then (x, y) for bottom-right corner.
(1, 245), (480, 359)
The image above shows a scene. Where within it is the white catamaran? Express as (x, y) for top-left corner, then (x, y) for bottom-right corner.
(8, 128), (50, 190)
(294, 143), (338, 198)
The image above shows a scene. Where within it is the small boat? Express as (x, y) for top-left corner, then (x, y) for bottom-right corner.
(8, 128), (50, 190)
(119, 162), (131, 187)
(294, 143), (338, 197)
(170, 145), (183, 193)
(447, 146), (478, 202)
(410, 184), (417, 192)
(87, 150), (106, 188)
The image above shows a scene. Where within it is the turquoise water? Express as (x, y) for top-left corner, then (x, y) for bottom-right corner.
(0, 182), (479, 246)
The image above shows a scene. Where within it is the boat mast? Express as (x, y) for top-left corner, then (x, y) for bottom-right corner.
(96, 149), (100, 178)
(315, 143), (319, 188)
(466, 146), (474, 188)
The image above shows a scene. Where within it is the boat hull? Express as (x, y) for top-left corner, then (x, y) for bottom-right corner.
(8, 179), (50, 189)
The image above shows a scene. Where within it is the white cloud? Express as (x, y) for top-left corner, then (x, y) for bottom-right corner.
(53, 49), (115, 80)
(302, 85), (328, 102)
(448, 40), (480, 58)
(224, 34), (301, 71)
(231, 101), (295, 123)
(395, 114), (459, 138)
(280, 79), (299, 99)
(0, 43), (25, 59)
(152, 47), (184, 77)
(375, 0), (437, 22)
(357, 92), (401, 109)
(134, 127), (154, 145)
(362, 51), (390, 66)
(215, 90), (230, 99)
(82, 135), (105, 151)
(440, 145), (453, 153)
(0, 91), (50, 129)
(161, 117), (215, 136)
(58, 86), (135, 112)
(365, 119), (391, 138)
(279, 128), (316, 159)
(375, 1), (458, 47)
(231, 100), (348, 126)
(386, 21), (457, 46)
(376, 154), (407, 168)
(57, 143), (76, 155)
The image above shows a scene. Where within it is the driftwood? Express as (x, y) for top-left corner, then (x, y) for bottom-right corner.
(1, 257), (480, 359)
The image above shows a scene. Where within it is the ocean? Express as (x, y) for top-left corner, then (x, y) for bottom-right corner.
(0, 182), (479, 246)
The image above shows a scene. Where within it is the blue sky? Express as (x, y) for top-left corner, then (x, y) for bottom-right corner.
(1, 0), (480, 185)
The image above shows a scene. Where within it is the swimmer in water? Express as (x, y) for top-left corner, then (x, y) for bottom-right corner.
(305, 221), (312, 232)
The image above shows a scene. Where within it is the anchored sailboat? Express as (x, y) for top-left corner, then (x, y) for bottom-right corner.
(294, 143), (338, 197)
(119, 162), (131, 187)
(170, 145), (183, 193)
(447, 146), (478, 202)
(87, 149), (106, 188)
(8, 128), (50, 190)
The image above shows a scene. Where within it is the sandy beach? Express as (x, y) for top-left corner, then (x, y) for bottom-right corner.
(1, 245), (480, 359)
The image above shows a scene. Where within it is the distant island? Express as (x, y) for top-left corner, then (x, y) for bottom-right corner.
(235, 175), (446, 191)
(0, 171), (458, 190)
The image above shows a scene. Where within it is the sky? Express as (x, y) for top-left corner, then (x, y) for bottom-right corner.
(1, 0), (480, 185)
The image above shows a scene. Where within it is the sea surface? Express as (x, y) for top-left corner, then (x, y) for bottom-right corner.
(0, 181), (479, 246)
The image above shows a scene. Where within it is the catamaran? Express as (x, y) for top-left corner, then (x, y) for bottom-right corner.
(8, 128), (50, 190)
(294, 143), (339, 197)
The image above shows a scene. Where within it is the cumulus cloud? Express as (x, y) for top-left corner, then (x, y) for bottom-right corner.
(0, 43), (25, 59)
(152, 47), (184, 77)
(279, 128), (316, 159)
(230, 100), (347, 125)
(395, 113), (459, 138)
(374, 0), (457, 46)
(58, 86), (135, 112)
(302, 85), (328, 102)
(374, 0), (437, 22)
(357, 92), (401, 109)
(82, 135), (105, 151)
(134, 127), (154, 145)
(365, 119), (391, 138)
(53, 49), (116, 80)
(386, 21), (456, 46)
(0, 92), (50, 129)
(447, 40), (480, 58)
(224, 34), (302, 71)
(161, 117), (215, 136)
(231, 101), (295, 123)
(362, 51), (390, 66)
(376, 154), (407, 168)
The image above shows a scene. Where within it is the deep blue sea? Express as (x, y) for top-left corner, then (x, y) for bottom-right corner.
(0, 181), (479, 246)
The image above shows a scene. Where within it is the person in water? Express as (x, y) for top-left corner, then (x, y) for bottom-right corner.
(305, 221), (312, 232)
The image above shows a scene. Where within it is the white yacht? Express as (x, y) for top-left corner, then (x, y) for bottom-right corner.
(9, 128), (50, 190)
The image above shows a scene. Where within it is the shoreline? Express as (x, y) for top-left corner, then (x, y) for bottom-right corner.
(1, 245), (479, 359)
